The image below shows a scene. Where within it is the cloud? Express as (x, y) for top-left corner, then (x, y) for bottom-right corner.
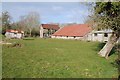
(52, 6), (63, 11)
(66, 14), (73, 18)
(2, 2), (90, 23)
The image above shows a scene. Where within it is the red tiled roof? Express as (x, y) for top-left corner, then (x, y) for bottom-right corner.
(6, 30), (24, 33)
(42, 24), (60, 30)
(52, 24), (92, 37)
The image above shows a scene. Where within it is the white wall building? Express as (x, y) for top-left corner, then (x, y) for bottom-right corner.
(5, 30), (24, 39)
(87, 30), (113, 42)
(52, 24), (120, 43)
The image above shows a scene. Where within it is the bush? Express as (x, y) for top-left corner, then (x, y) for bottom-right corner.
(23, 37), (34, 40)
(31, 28), (40, 37)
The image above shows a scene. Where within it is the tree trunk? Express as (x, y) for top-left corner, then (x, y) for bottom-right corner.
(98, 33), (119, 59)
(29, 29), (32, 37)
(39, 25), (43, 38)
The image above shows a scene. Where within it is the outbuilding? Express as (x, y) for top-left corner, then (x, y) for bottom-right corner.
(5, 30), (24, 39)
(51, 24), (92, 40)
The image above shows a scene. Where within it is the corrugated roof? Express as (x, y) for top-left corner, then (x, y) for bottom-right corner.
(52, 24), (92, 37)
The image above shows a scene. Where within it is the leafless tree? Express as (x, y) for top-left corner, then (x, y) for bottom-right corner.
(20, 12), (40, 37)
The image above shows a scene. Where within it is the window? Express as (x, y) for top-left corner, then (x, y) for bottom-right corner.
(104, 33), (108, 37)
(74, 36), (76, 38)
(94, 33), (97, 36)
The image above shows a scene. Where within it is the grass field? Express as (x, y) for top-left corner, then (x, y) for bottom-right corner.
(2, 38), (118, 78)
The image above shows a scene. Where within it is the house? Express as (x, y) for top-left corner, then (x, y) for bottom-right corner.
(5, 30), (24, 39)
(51, 24), (92, 40)
(40, 24), (60, 38)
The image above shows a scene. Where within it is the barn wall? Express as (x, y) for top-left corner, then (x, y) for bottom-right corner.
(51, 30), (116, 42)
(5, 32), (23, 39)
(52, 32), (114, 42)
(51, 36), (82, 40)
(87, 32), (112, 42)
(16, 33), (22, 39)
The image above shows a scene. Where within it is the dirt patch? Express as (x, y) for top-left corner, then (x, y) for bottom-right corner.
(0, 41), (12, 45)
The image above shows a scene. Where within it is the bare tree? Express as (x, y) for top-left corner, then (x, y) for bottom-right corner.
(17, 16), (28, 31)
(23, 12), (40, 37)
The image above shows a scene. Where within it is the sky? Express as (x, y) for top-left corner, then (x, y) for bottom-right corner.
(1, 0), (97, 2)
(2, 2), (91, 24)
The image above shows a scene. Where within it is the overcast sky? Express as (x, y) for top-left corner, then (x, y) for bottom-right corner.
(2, 2), (91, 24)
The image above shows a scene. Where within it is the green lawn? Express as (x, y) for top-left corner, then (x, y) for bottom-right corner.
(2, 38), (118, 78)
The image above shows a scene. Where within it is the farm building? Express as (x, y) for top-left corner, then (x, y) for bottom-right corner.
(40, 24), (60, 38)
(51, 24), (119, 42)
(51, 24), (92, 40)
(87, 29), (113, 42)
(5, 30), (24, 39)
